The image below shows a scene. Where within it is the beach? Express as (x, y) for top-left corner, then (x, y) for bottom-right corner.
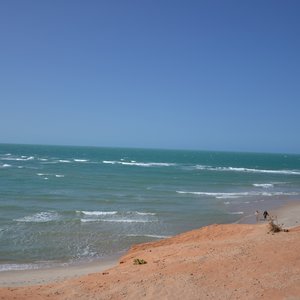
(0, 200), (299, 299)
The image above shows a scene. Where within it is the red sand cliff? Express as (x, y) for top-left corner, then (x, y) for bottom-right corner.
(1, 223), (300, 300)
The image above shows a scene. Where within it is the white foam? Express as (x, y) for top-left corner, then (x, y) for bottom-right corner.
(103, 160), (175, 167)
(80, 219), (99, 223)
(176, 190), (298, 199)
(127, 234), (170, 239)
(253, 183), (274, 188)
(37, 173), (49, 176)
(177, 191), (252, 197)
(55, 174), (65, 178)
(80, 218), (151, 223)
(79, 211), (117, 216)
(229, 211), (244, 215)
(103, 160), (117, 164)
(59, 160), (71, 163)
(121, 162), (175, 167)
(2, 156), (34, 161)
(195, 165), (300, 175)
(102, 219), (152, 223)
(1, 164), (11, 168)
(134, 211), (156, 216)
(0, 263), (40, 272)
(74, 159), (89, 162)
(14, 211), (59, 223)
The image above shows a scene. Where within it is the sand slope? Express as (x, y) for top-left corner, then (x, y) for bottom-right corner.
(1, 223), (300, 300)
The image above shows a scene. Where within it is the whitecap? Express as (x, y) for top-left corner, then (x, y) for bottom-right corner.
(80, 219), (99, 223)
(55, 174), (65, 178)
(133, 211), (156, 216)
(253, 183), (274, 188)
(103, 160), (117, 164)
(58, 160), (71, 163)
(1, 164), (11, 168)
(176, 190), (298, 199)
(194, 165), (300, 175)
(103, 160), (175, 167)
(229, 212), (244, 215)
(121, 162), (175, 167)
(80, 218), (152, 223)
(74, 159), (89, 162)
(14, 211), (59, 223)
(102, 219), (152, 223)
(2, 156), (34, 161)
(79, 211), (117, 216)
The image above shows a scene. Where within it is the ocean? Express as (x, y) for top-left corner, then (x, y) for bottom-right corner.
(1, 144), (300, 272)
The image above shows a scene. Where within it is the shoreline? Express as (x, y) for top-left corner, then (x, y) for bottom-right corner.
(1, 199), (299, 288)
(0, 257), (118, 287)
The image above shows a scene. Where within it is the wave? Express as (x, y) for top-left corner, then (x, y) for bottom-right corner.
(14, 211), (60, 223)
(101, 219), (152, 223)
(78, 211), (118, 216)
(253, 183), (274, 188)
(229, 211), (244, 215)
(127, 234), (170, 239)
(0, 263), (41, 272)
(177, 190), (298, 199)
(1, 156), (34, 161)
(78, 211), (157, 224)
(0, 164), (11, 168)
(74, 159), (89, 162)
(37, 173), (64, 178)
(195, 165), (300, 175)
(103, 160), (175, 167)
(81, 218), (152, 223)
(134, 211), (156, 216)
(58, 160), (71, 163)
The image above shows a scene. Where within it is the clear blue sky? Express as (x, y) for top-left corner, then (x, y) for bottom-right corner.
(1, 1), (299, 153)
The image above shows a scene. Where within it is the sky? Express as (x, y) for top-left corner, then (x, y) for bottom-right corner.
(1, 1), (300, 153)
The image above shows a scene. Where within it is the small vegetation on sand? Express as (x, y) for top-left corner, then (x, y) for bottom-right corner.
(269, 220), (282, 233)
(133, 258), (147, 265)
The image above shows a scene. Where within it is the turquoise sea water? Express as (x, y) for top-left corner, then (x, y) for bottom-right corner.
(1, 144), (300, 271)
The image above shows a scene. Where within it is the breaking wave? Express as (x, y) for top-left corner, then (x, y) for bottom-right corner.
(78, 210), (157, 224)
(253, 183), (274, 188)
(14, 211), (60, 223)
(103, 160), (175, 167)
(78, 211), (118, 216)
(176, 190), (298, 199)
(195, 165), (300, 175)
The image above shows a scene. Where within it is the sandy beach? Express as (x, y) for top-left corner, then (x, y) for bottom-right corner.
(0, 201), (300, 299)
